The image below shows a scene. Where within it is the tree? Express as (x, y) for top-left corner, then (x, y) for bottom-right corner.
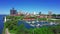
(52, 14), (56, 16)
(16, 23), (26, 34)
(34, 27), (54, 34)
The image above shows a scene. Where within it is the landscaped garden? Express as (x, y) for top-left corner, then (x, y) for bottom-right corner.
(4, 20), (60, 34)
(3, 15), (60, 34)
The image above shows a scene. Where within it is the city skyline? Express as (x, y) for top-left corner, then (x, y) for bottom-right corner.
(0, 0), (60, 14)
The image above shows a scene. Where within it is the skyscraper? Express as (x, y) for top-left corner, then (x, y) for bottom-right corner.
(48, 11), (52, 15)
(39, 12), (41, 15)
(48, 11), (52, 18)
(10, 8), (17, 16)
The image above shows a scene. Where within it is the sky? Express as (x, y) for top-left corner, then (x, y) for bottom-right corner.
(0, 0), (60, 14)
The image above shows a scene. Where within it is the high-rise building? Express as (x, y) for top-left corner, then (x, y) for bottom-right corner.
(48, 11), (52, 15)
(32, 12), (37, 15)
(10, 8), (17, 15)
(48, 11), (52, 18)
(39, 12), (41, 15)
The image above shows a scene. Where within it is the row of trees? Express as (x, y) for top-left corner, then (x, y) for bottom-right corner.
(6, 15), (47, 21)
(6, 15), (24, 20)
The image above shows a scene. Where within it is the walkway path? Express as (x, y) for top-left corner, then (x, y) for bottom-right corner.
(5, 28), (10, 34)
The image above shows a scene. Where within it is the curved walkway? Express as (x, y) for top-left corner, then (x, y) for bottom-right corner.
(5, 28), (10, 34)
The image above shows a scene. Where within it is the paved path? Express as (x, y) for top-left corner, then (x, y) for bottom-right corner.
(5, 28), (10, 34)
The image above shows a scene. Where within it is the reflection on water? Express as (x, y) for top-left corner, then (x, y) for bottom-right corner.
(18, 20), (35, 29)
(18, 20), (58, 29)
